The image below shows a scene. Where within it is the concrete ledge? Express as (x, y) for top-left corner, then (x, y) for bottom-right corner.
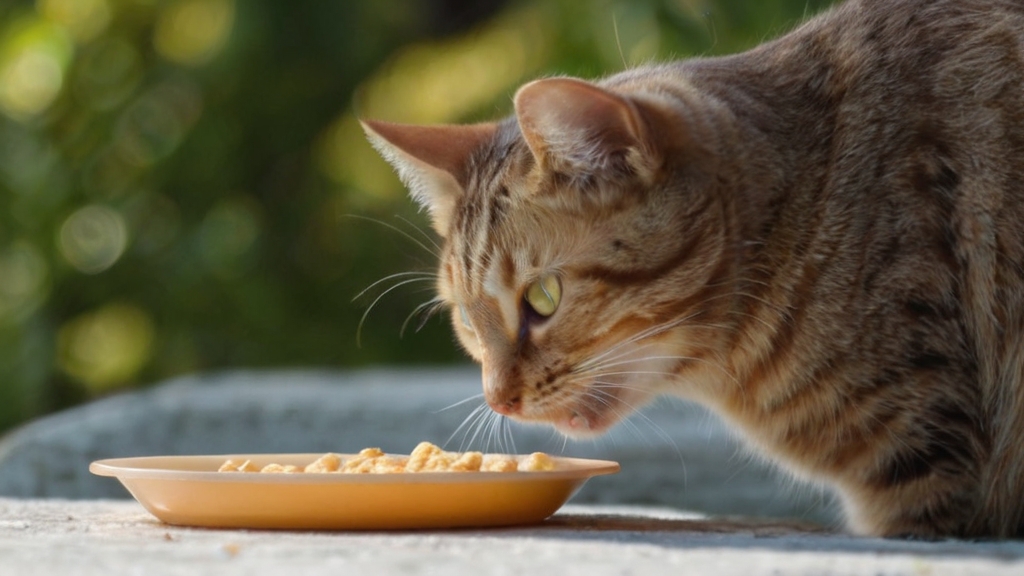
(0, 367), (835, 523)
(1, 498), (1021, 575)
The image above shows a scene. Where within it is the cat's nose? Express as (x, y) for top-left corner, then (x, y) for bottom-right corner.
(488, 395), (521, 416)
(483, 367), (522, 415)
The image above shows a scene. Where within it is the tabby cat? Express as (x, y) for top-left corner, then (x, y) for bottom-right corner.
(362, 0), (1024, 538)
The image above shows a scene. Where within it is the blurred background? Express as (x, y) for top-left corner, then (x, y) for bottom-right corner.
(0, 0), (837, 435)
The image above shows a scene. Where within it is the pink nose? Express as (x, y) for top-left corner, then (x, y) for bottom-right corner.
(487, 395), (521, 416)
(483, 369), (522, 416)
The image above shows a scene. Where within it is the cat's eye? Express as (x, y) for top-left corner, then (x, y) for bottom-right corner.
(458, 305), (474, 332)
(524, 274), (561, 318)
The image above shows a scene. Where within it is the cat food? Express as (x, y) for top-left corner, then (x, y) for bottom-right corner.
(217, 441), (555, 474)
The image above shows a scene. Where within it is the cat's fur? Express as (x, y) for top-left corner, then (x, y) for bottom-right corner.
(363, 0), (1024, 538)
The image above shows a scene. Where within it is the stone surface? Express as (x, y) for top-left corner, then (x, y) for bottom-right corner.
(2, 498), (1022, 576)
(0, 367), (836, 524)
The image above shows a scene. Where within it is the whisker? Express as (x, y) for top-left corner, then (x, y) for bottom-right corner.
(342, 213), (440, 259)
(582, 355), (739, 386)
(575, 316), (688, 373)
(434, 393), (485, 414)
(507, 418), (518, 454)
(585, 358), (737, 385)
(355, 276), (436, 347)
(464, 406), (494, 452)
(444, 402), (489, 450)
(586, 385), (686, 472)
(401, 297), (446, 338)
(576, 342), (658, 375)
(352, 271), (435, 303)
(485, 411), (503, 454)
(393, 214), (443, 255)
(722, 308), (778, 332)
(579, 390), (642, 449)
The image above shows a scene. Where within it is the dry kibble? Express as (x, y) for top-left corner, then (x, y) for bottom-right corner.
(449, 451), (483, 472)
(218, 459), (260, 473)
(304, 453), (341, 473)
(404, 441), (442, 472)
(519, 452), (556, 472)
(217, 442), (554, 474)
(341, 447), (389, 473)
(261, 463), (303, 473)
(480, 455), (518, 472)
(365, 455), (408, 474)
(344, 454), (408, 474)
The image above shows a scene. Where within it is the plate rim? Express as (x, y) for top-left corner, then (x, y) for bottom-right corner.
(89, 453), (621, 485)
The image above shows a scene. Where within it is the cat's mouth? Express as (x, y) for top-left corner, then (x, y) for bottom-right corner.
(489, 380), (626, 437)
(542, 380), (637, 438)
(487, 345), (673, 437)
(559, 404), (615, 436)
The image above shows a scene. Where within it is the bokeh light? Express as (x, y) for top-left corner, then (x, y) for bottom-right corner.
(37, 0), (112, 44)
(57, 302), (155, 392)
(153, 0), (235, 66)
(197, 196), (261, 275)
(355, 6), (550, 124)
(58, 205), (129, 274)
(315, 114), (398, 206)
(72, 37), (142, 111)
(322, 6), (551, 206)
(123, 191), (182, 256)
(0, 240), (49, 323)
(0, 17), (73, 121)
(115, 78), (203, 167)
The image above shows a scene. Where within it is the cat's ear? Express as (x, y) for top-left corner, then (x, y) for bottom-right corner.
(361, 120), (497, 235)
(514, 77), (655, 181)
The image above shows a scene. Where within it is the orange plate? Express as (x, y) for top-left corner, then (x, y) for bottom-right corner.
(89, 454), (620, 530)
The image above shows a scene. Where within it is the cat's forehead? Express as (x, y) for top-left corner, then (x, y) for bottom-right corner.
(442, 120), (533, 297)
(465, 118), (529, 194)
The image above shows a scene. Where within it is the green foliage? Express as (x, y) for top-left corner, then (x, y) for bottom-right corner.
(0, 0), (837, 434)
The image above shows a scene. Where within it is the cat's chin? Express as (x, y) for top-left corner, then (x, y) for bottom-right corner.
(535, 380), (654, 438)
(547, 404), (624, 438)
(551, 416), (614, 438)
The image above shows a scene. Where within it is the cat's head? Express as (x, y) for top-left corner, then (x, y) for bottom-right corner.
(364, 76), (733, 437)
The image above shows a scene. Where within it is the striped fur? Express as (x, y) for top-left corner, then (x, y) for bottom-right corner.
(364, 0), (1024, 538)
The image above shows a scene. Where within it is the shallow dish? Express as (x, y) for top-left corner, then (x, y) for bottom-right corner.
(89, 453), (620, 530)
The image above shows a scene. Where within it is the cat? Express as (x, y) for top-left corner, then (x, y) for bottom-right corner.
(362, 0), (1024, 538)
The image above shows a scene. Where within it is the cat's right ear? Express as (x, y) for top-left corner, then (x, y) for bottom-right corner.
(361, 120), (497, 235)
(513, 78), (656, 182)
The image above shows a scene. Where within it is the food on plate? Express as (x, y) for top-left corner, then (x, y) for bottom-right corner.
(217, 442), (556, 474)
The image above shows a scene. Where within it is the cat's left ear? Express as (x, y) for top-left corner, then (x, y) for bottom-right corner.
(514, 77), (657, 182)
(361, 120), (497, 235)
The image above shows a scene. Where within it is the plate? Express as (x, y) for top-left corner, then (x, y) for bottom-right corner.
(89, 453), (620, 530)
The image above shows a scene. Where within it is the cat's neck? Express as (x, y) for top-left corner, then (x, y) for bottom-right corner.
(663, 24), (847, 402)
(686, 42), (839, 251)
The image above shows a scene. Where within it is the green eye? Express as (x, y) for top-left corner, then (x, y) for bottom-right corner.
(524, 274), (561, 317)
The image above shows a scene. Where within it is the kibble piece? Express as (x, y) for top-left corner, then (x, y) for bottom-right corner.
(342, 448), (387, 473)
(345, 455), (407, 474)
(304, 453), (342, 473)
(404, 441), (443, 472)
(218, 459), (261, 473)
(405, 442), (483, 472)
(518, 452), (556, 472)
(480, 455), (518, 472)
(448, 451), (483, 472)
(260, 463), (303, 473)
(367, 455), (408, 473)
